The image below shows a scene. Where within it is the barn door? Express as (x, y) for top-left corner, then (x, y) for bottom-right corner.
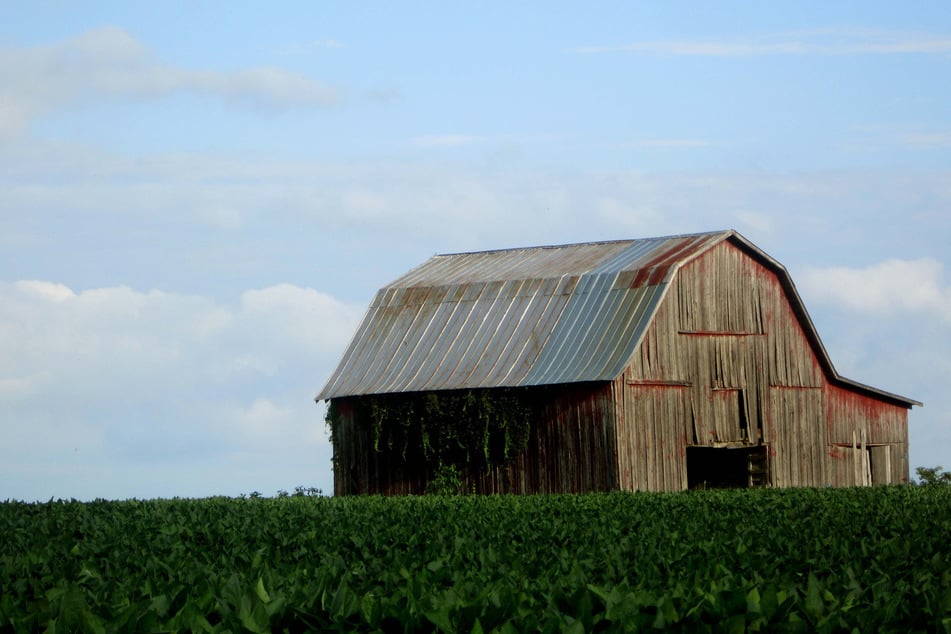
(686, 445), (769, 489)
(868, 445), (892, 485)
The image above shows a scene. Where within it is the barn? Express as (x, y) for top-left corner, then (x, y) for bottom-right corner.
(316, 230), (920, 495)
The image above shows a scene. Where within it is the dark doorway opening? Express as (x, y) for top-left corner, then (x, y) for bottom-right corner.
(687, 445), (769, 489)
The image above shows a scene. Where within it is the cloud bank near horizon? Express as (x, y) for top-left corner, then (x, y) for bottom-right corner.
(0, 280), (361, 500)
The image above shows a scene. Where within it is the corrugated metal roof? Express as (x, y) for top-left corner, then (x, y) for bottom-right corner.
(317, 229), (921, 408)
(317, 230), (729, 399)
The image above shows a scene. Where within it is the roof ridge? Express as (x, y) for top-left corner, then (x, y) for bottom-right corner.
(434, 229), (731, 258)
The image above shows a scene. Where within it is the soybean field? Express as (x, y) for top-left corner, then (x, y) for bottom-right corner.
(2, 487), (950, 632)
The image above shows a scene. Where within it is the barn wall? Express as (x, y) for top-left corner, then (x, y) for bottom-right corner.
(622, 240), (908, 490)
(482, 382), (618, 494)
(614, 380), (689, 491)
(824, 383), (909, 485)
(329, 398), (430, 496)
(331, 383), (618, 495)
(767, 386), (826, 487)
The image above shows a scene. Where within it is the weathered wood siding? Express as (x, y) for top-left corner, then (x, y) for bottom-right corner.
(824, 383), (909, 485)
(622, 241), (908, 490)
(615, 382), (689, 491)
(329, 398), (429, 496)
(332, 239), (910, 495)
(331, 383), (618, 495)
(489, 383), (617, 494)
(768, 386), (826, 487)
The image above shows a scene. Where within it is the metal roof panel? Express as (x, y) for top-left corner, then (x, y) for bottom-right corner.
(316, 229), (919, 409)
(317, 232), (729, 399)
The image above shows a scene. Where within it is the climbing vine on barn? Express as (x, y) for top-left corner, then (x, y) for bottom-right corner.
(325, 388), (540, 481)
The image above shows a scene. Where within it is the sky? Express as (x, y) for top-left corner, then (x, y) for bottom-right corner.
(2, 1), (950, 500)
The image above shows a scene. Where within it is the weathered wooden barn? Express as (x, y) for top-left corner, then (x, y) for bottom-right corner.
(317, 230), (919, 495)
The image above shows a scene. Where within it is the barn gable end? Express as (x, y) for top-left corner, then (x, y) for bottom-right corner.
(318, 231), (919, 494)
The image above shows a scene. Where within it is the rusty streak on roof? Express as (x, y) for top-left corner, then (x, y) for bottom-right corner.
(316, 229), (921, 408)
(317, 231), (725, 399)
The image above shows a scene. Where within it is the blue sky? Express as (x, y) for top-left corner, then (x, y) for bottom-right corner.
(2, 2), (949, 500)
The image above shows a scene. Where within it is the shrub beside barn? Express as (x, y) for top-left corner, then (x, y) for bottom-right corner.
(317, 230), (919, 494)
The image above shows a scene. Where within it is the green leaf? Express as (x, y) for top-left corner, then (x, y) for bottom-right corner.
(360, 592), (380, 626)
(424, 603), (454, 633)
(563, 619), (585, 634)
(254, 577), (270, 604)
(805, 574), (825, 619)
(721, 614), (746, 634)
(149, 594), (171, 618)
(329, 577), (354, 620)
(238, 601), (269, 634)
(746, 587), (761, 614)
(189, 613), (216, 633)
(80, 608), (106, 634)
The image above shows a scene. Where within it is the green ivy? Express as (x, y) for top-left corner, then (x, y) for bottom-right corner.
(325, 387), (540, 479)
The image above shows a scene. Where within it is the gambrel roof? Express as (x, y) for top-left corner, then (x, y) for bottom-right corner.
(317, 230), (919, 408)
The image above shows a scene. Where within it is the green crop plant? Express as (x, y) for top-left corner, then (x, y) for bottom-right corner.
(2, 487), (950, 632)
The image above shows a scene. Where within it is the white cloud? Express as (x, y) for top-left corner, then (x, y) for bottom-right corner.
(0, 280), (360, 396)
(574, 28), (951, 56)
(16, 280), (76, 302)
(0, 280), (360, 499)
(799, 258), (951, 322)
(240, 284), (365, 357)
(0, 26), (336, 138)
(227, 397), (330, 450)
